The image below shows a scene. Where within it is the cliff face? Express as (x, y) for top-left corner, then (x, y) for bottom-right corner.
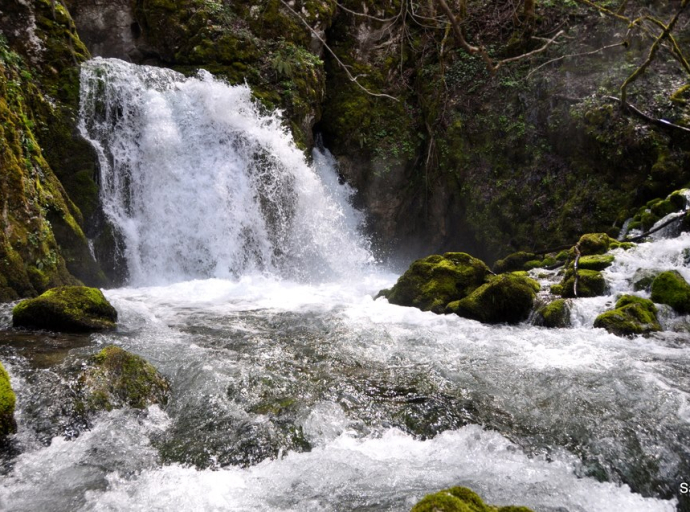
(0, 0), (688, 297)
(0, 0), (105, 300)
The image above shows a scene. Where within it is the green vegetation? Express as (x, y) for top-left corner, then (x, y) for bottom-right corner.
(594, 295), (661, 336)
(558, 269), (607, 298)
(79, 346), (170, 411)
(651, 271), (690, 314)
(410, 486), (534, 512)
(536, 298), (571, 328)
(12, 286), (117, 332)
(448, 274), (540, 324)
(0, 362), (16, 438)
(384, 253), (490, 313)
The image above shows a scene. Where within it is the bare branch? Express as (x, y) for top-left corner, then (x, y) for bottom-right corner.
(335, 2), (400, 23)
(494, 30), (565, 71)
(603, 95), (690, 134)
(573, 0), (631, 23)
(525, 41), (627, 80)
(620, 2), (688, 104)
(279, 0), (399, 101)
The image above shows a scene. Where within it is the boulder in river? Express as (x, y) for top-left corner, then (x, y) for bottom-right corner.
(382, 253), (490, 313)
(0, 362), (17, 438)
(535, 298), (571, 328)
(12, 286), (117, 332)
(79, 346), (170, 412)
(410, 486), (534, 512)
(651, 270), (690, 315)
(446, 274), (540, 325)
(594, 295), (661, 337)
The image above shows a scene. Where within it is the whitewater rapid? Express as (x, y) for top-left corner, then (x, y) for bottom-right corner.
(1, 58), (689, 512)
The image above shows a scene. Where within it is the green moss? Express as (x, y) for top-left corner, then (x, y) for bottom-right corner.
(410, 486), (534, 512)
(0, 362), (17, 437)
(536, 298), (571, 328)
(651, 271), (690, 314)
(81, 346), (170, 411)
(577, 233), (615, 256)
(385, 253), (490, 313)
(577, 254), (614, 271)
(12, 286), (117, 332)
(593, 295), (660, 336)
(449, 274), (539, 324)
(560, 269), (607, 298)
(493, 252), (537, 273)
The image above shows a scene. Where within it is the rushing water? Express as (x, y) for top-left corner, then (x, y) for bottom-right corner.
(1, 59), (689, 512)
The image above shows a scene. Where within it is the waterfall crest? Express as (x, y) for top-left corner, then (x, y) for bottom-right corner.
(79, 58), (372, 285)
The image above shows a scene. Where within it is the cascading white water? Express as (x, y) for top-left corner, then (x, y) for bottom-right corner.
(3, 58), (690, 512)
(78, 58), (372, 285)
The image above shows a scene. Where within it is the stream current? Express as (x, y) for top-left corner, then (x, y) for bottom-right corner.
(1, 59), (689, 512)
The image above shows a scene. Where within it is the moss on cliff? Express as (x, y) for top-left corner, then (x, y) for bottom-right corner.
(0, 362), (16, 438)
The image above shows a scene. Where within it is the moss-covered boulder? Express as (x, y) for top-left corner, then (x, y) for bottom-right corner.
(12, 286), (117, 332)
(79, 346), (170, 411)
(384, 253), (490, 313)
(535, 299), (571, 328)
(577, 254), (614, 271)
(0, 362), (17, 438)
(410, 486), (533, 512)
(594, 295), (661, 337)
(447, 274), (540, 324)
(558, 269), (607, 298)
(577, 233), (615, 256)
(493, 252), (537, 274)
(651, 271), (690, 314)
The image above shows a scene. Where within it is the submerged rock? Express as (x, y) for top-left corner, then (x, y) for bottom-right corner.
(383, 253), (490, 313)
(12, 286), (117, 332)
(651, 271), (690, 315)
(410, 486), (533, 512)
(594, 295), (661, 337)
(447, 274), (540, 324)
(0, 362), (17, 438)
(535, 299), (571, 328)
(79, 346), (170, 411)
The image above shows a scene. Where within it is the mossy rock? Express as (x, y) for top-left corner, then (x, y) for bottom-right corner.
(384, 253), (490, 313)
(535, 298), (571, 328)
(12, 286), (117, 332)
(594, 295), (661, 337)
(448, 274), (539, 324)
(651, 271), (690, 314)
(577, 233), (614, 256)
(559, 269), (607, 298)
(577, 254), (614, 271)
(493, 252), (537, 273)
(0, 362), (17, 438)
(80, 346), (170, 411)
(410, 486), (533, 512)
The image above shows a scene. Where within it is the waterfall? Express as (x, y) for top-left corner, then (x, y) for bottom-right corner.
(78, 58), (372, 286)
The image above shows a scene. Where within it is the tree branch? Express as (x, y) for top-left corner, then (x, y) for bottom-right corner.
(280, 0), (399, 101)
(526, 41), (627, 80)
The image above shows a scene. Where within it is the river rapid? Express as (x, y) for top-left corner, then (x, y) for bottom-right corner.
(1, 58), (689, 512)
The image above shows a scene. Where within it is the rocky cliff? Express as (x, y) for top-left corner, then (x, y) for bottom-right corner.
(0, 0), (688, 297)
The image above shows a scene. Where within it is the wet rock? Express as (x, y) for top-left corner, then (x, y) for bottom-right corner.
(410, 486), (534, 512)
(558, 269), (607, 298)
(651, 271), (690, 314)
(493, 251), (537, 273)
(447, 274), (540, 324)
(577, 254), (614, 271)
(594, 295), (661, 337)
(0, 362), (17, 438)
(382, 253), (490, 313)
(535, 298), (571, 328)
(79, 346), (170, 411)
(12, 286), (117, 332)
(632, 269), (659, 292)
